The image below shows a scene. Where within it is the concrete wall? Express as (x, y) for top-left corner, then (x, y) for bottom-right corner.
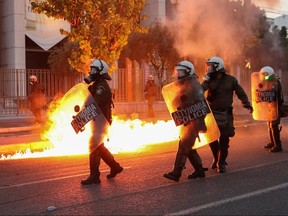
(0, 0), (26, 69)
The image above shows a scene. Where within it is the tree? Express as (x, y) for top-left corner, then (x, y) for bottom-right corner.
(47, 38), (75, 74)
(31, 0), (146, 74)
(123, 22), (181, 87)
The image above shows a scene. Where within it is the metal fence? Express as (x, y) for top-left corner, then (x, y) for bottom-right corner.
(0, 69), (85, 115)
(0, 68), (170, 115)
(1, 67), (285, 116)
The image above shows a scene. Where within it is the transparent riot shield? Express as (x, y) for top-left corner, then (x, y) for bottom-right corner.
(60, 82), (110, 153)
(251, 72), (278, 121)
(162, 75), (220, 149)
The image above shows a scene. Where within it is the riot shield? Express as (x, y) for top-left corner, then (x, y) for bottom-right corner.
(251, 72), (278, 121)
(61, 82), (110, 153)
(162, 75), (220, 149)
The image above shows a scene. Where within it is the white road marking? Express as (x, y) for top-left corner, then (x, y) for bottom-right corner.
(0, 166), (132, 189)
(168, 182), (288, 215)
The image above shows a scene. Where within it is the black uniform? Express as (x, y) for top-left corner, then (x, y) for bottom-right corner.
(201, 72), (252, 173)
(265, 77), (284, 152)
(81, 77), (123, 185)
(163, 74), (206, 182)
(28, 82), (46, 124)
(144, 80), (157, 117)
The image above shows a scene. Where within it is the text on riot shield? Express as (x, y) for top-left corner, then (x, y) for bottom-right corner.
(255, 90), (277, 103)
(172, 100), (211, 126)
(71, 103), (101, 134)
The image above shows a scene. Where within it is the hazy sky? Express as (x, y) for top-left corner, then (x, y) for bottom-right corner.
(252, 0), (288, 18)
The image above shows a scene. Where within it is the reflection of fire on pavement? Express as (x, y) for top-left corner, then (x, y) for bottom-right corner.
(0, 85), (179, 160)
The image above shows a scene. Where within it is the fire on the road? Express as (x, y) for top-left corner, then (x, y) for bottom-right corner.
(0, 88), (179, 160)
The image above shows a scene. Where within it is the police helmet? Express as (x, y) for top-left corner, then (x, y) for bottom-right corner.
(176, 61), (195, 79)
(29, 75), (38, 85)
(206, 56), (227, 73)
(90, 59), (111, 80)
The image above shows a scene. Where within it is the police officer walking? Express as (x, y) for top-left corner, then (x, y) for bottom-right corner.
(201, 56), (253, 173)
(81, 59), (123, 185)
(259, 66), (284, 153)
(163, 61), (207, 182)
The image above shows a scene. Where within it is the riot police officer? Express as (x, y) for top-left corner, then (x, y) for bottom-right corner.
(144, 75), (157, 118)
(201, 56), (253, 173)
(260, 66), (284, 153)
(28, 75), (46, 125)
(163, 60), (206, 182)
(81, 59), (123, 185)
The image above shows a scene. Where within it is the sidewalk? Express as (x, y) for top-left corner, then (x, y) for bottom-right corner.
(0, 115), (37, 133)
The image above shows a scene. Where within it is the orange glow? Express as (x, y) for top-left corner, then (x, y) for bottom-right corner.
(0, 87), (179, 160)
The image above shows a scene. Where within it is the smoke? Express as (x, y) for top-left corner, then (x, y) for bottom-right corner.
(165, 0), (281, 63)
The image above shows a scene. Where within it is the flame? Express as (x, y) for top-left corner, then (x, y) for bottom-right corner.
(1, 89), (179, 160)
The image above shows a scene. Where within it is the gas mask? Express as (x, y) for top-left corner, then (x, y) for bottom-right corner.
(84, 66), (102, 84)
(203, 63), (218, 81)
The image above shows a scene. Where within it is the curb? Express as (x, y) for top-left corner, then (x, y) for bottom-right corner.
(0, 126), (37, 134)
(0, 140), (53, 156)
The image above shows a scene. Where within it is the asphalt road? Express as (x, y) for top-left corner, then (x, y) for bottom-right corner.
(0, 119), (288, 215)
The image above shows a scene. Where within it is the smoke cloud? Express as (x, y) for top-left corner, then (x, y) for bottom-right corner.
(165, 0), (280, 63)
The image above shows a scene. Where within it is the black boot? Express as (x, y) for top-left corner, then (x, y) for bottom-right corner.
(270, 145), (282, 152)
(98, 144), (124, 178)
(264, 143), (274, 149)
(107, 163), (124, 179)
(81, 174), (101, 185)
(187, 150), (205, 179)
(164, 172), (181, 182)
(81, 151), (101, 185)
(216, 163), (226, 173)
(209, 141), (219, 169)
(164, 148), (186, 182)
(187, 168), (205, 179)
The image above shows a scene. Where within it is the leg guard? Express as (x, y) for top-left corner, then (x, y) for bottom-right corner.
(187, 149), (205, 179)
(164, 146), (186, 182)
(209, 140), (219, 169)
(268, 122), (274, 145)
(98, 144), (123, 178)
(270, 120), (282, 152)
(264, 122), (275, 149)
(217, 135), (229, 173)
(81, 149), (101, 185)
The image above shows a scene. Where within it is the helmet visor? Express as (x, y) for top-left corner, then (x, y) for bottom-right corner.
(90, 66), (101, 75)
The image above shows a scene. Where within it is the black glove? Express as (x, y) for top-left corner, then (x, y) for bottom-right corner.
(244, 104), (253, 113)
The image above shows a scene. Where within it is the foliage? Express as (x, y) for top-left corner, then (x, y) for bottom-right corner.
(31, 0), (146, 74)
(47, 39), (74, 74)
(123, 22), (181, 87)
